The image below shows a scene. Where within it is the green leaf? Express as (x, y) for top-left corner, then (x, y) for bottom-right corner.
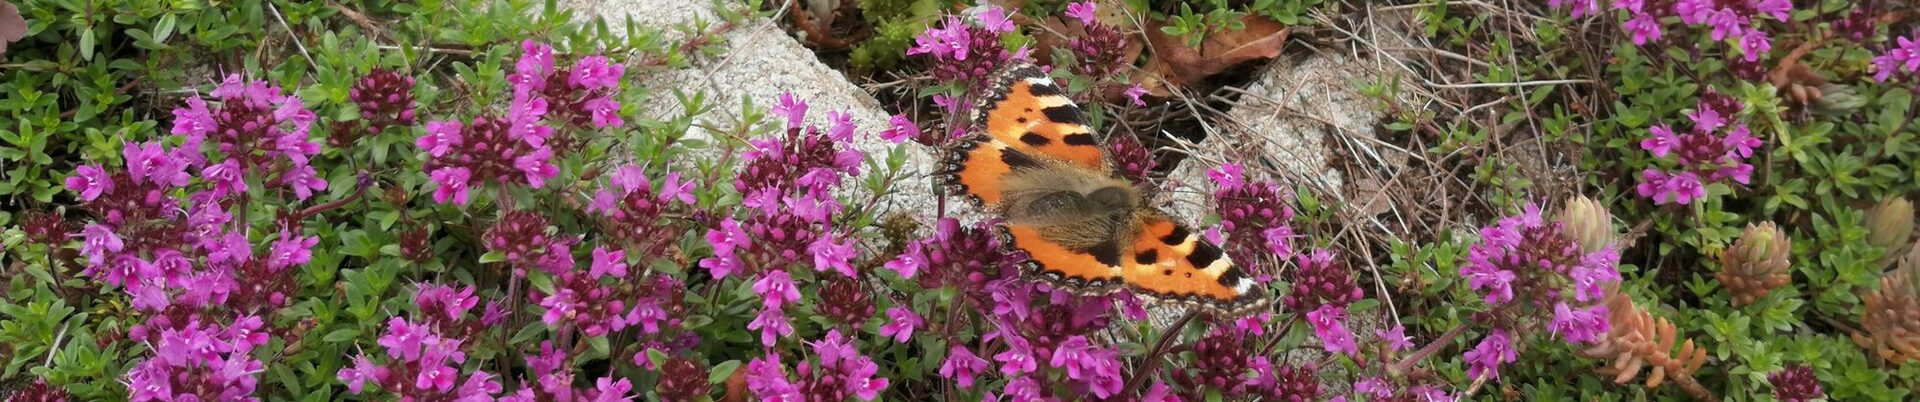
(79, 26), (96, 61)
(646, 348), (668, 368)
(322, 328), (360, 343)
(154, 13), (178, 44)
(479, 251), (506, 264)
(708, 360), (741, 384)
(509, 324), (546, 345)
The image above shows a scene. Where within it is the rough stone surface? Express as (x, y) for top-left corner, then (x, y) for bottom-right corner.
(565, 0), (941, 222)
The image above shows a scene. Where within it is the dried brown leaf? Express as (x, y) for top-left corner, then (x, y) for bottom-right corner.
(1135, 15), (1289, 95)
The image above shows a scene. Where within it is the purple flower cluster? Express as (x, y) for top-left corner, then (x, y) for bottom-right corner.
(338, 316), (503, 400)
(1457, 202), (1622, 380)
(589, 163), (696, 261)
(1768, 364), (1825, 402)
(418, 41), (623, 205)
(1871, 34), (1920, 91)
(745, 330), (889, 401)
(509, 41), (627, 144)
(1105, 134), (1156, 186)
(1062, 1), (1130, 81)
(481, 210), (580, 276)
(1555, 0), (1789, 62)
(907, 6), (1020, 84)
(1208, 163), (1298, 277)
(535, 247), (685, 338)
(886, 218), (1016, 298)
(702, 93), (867, 350)
(167, 74), (328, 200)
(1636, 90), (1760, 205)
(348, 67), (418, 137)
(505, 341), (635, 401)
(1284, 249), (1364, 312)
(125, 316), (269, 401)
(67, 75), (343, 399)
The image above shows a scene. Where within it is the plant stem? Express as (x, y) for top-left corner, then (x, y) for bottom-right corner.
(1390, 324), (1469, 375)
(1120, 311), (1201, 398)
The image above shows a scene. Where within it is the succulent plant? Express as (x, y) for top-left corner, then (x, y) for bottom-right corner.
(1867, 197), (1915, 268)
(1853, 250), (1920, 365)
(1558, 195), (1616, 253)
(1577, 288), (1715, 401)
(1716, 222), (1793, 307)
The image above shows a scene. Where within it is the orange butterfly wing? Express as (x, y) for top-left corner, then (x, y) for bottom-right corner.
(1121, 210), (1267, 316)
(940, 63), (1108, 206)
(998, 223), (1123, 293)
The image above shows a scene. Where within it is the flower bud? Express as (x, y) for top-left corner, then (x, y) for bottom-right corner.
(1867, 197), (1915, 268)
(1558, 195), (1616, 253)
(1717, 222), (1792, 306)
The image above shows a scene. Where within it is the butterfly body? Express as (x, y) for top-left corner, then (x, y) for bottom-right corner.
(937, 63), (1267, 316)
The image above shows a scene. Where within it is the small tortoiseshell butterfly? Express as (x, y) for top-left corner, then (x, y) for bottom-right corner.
(936, 63), (1269, 317)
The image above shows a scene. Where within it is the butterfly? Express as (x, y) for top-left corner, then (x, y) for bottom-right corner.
(935, 62), (1268, 317)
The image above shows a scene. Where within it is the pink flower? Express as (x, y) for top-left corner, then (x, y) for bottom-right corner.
(80, 223), (124, 267)
(1307, 305), (1359, 357)
(1641, 124), (1680, 157)
(1355, 377), (1392, 398)
(878, 306), (923, 342)
(826, 110), (856, 141)
(171, 97), (216, 137)
(1549, 0), (1598, 18)
(1125, 84), (1148, 107)
(585, 97), (623, 128)
(1459, 261), (1516, 304)
(337, 354), (386, 394)
(201, 159), (247, 198)
(1065, 1), (1098, 25)
(745, 356), (800, 400)
(1378, 325), (1414, 352)
(1624, 12), (1663, 45)
(1740, 30), (1772, 62)
(1207, 163), (1246, 190)
(376, 317), (430, 360)
(1549, 302), (1610, 344)
(124, 141), (190, 187)
(429, 167), (473, 205)
(749, 306), (795, 347)
(940, 345), (990, 388)
(589, 247), (628, 279)
(1143, 381), (1182, 402)
(907, 16), (971, 61)
(660, 172), (696, 205)
(884, 241), (925, 279)
(514, 146), (558, 188)
(569, 55), (625, 90)
(772, 92), (809, 129)
(976, 5), (1015, 33)
(514, 40), (557, 87)
(282, 164), (329, 201)
(419, 121), (464, 157)
(993, 337), (1039, 375)
(1723, 125), (1762, 158)
(1463, 330), (1517, 381)
(809, 235), (858, 277)
(1877, 36), (1920, 81)
(1753, 0), (1792, 21)
(267, 230), (318, 270)
(65, 164), (113, 202)
(879, 114), (919, 143)
(1636, 169), (1706, 205)
(1705, 9), (1745, 41)
(753, 270), (802, 309)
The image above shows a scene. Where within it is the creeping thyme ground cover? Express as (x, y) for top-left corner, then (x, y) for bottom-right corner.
(2, 0), (1919, 401)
